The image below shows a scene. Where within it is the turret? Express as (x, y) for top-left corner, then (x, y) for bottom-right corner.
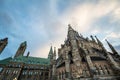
(67, 24), (76, 40)
(105, 39), (118, 55)
(68, 25), (81, 66)
(0, 38), (8, 54)
(14, 41), (27, 58)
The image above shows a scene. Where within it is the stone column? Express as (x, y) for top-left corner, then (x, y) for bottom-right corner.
(48, 71), (51, 80)
(65, 50), (71, 80)
(103, 65), (108, 75)
(52, 61), (56, 80)
(107, 53), (120, 70)
(99, 65), (104, 75)
(86, 55), (96, 75)
(43, 71), (45, 80)
(57, 73), (59, 80)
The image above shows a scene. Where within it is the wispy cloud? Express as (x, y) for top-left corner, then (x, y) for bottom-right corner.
(0, 0), (120, 59)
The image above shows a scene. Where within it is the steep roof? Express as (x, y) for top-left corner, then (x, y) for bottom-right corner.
(0, 57), (12, 65)
(11, 56), (50, 65)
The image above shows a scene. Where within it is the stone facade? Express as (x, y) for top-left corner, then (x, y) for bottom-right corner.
(0, 41), (51, 80)
(55, 25), (120, 80)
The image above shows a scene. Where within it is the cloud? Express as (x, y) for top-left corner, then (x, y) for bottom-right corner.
(0, 0), (120, 59)
(111, 7), (120, 23)
(31, 0), (120, 57)
(104, 32), (120, 39)
(0, 12), (13, 28)
(59, 1), (118, 32)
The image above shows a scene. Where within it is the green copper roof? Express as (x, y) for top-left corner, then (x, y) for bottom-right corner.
(0, 57), (12, 65)
(11, 56), (50, 65)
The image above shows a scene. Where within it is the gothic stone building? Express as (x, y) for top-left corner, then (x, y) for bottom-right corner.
(0, 25), (120, 80)
(54, 25), (120, 80)
(0, 38), (56, 80)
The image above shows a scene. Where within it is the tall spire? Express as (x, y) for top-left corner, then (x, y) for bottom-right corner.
(48, 46), (53, 59)
(105, 39), (118, 55)
(14, 41), (27, 58)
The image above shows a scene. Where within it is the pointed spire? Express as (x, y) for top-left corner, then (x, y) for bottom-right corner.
(95, 36), (107, 53)
(80, 33), (83, 37)
(105, 39), (118, 55)
(67, 24), (76, 40)
(95, 36), (103, 46)
(26, 51), (30, 57)
(68, 24), (73, 31)
(90, 35), (96, 42)
(48, 46), (53, 59)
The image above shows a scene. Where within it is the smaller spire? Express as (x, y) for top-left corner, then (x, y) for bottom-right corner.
(105, 39), (118, 55)
(54, 47), (56, 56)
(26, 51), (30, 57)
(68, 24), (73, 31)
(52, 47), (56, 60)
(80, 33), (83, 37)
(95, 36), (103, 46)
(48, 46), (53, 59)
(90, 35), (96, 42)
(95, 36), (107, 52)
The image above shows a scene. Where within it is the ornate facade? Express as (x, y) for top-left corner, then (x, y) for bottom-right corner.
(55, 25), (120, 80)
(0, 25), (120, 80)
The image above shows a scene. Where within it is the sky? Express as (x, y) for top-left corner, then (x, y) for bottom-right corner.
(0, 0), (120, 59)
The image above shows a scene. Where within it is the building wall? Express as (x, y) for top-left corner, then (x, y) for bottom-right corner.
(0, 62), (50, 80)
(55, 26), (120, 80)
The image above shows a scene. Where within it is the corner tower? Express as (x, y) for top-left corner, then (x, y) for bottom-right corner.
(14, 41), (27, 58)
(0, 38), (8, 54)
